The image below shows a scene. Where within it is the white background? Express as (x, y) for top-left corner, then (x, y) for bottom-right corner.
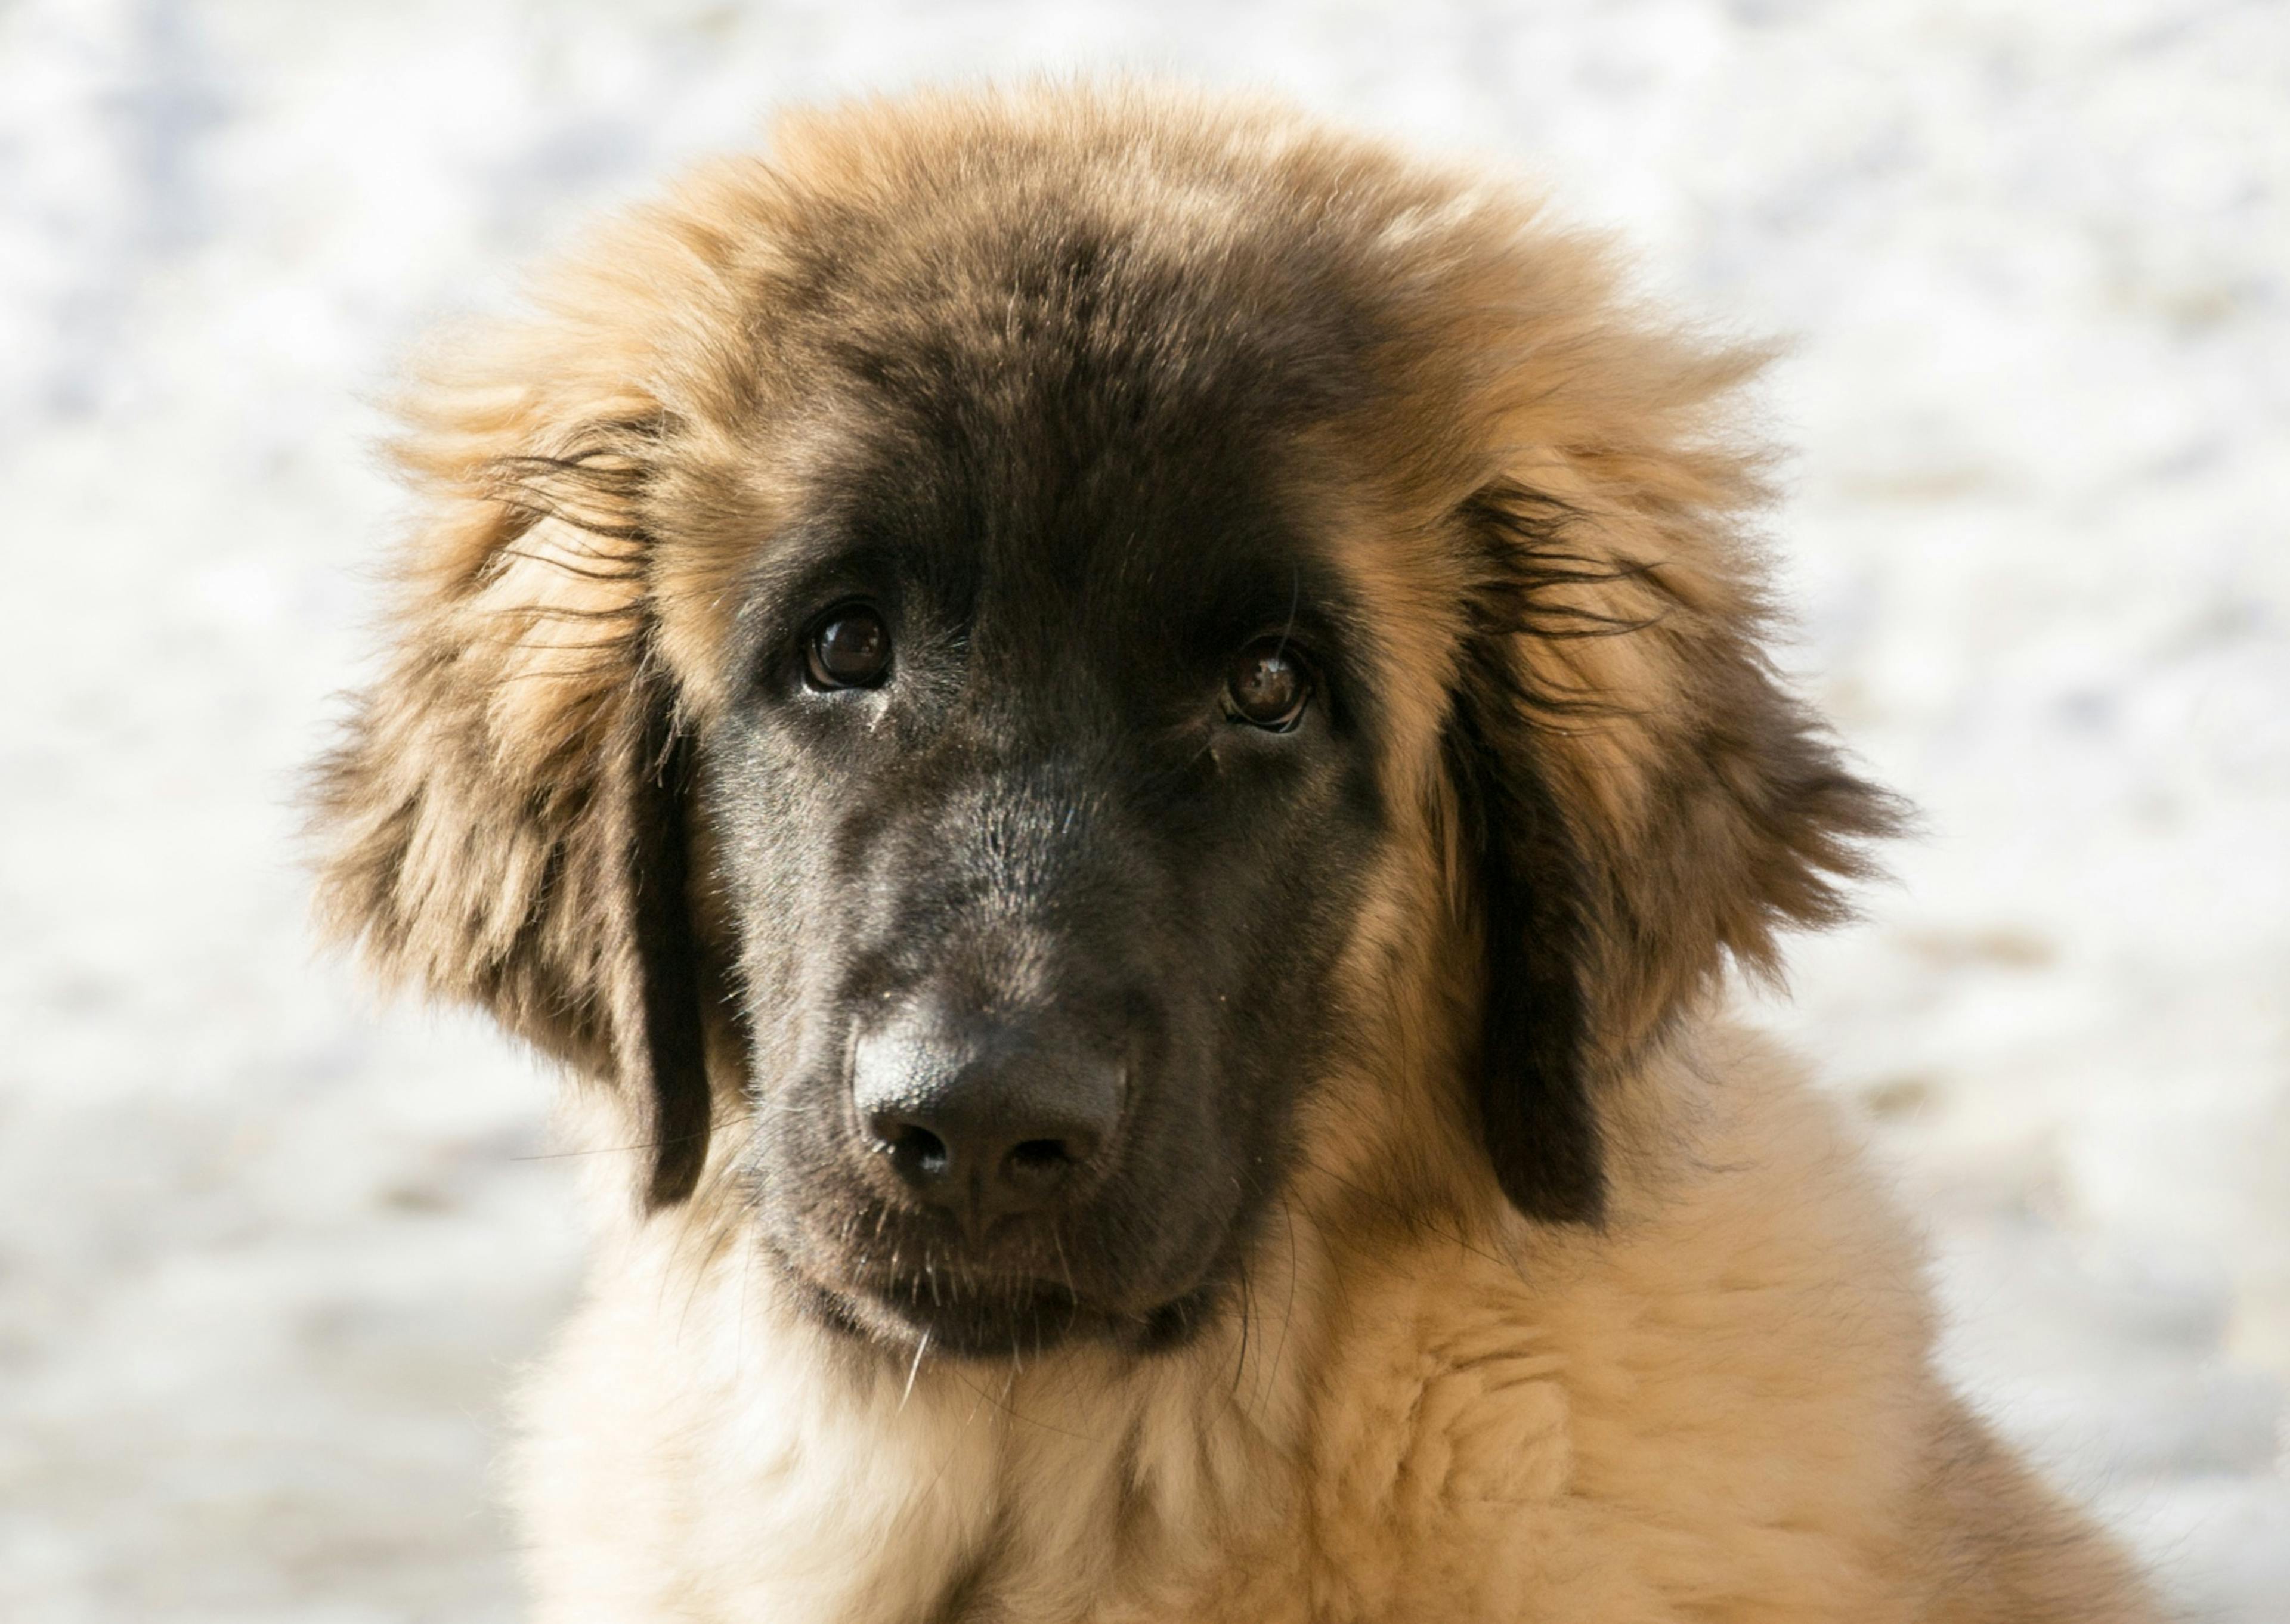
(2, 2), (2284, 1619)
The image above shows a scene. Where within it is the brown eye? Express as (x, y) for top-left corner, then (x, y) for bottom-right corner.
(805, 605), (892, 689)
(1226, 639), (1311, 730)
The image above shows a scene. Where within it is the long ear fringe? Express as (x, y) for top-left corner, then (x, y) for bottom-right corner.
(309, 581), (716, 1210)
(305, 140), (766, 1213)
(1474, 478), (1905, 988)
(1446, 473), (1907, 1225)
(308, 360), (719, 1208)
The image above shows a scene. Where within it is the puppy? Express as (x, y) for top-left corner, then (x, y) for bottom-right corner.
(312, 83), (2161, 1623)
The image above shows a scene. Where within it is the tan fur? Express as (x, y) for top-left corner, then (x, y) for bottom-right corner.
(311, 83), (2162, 1622)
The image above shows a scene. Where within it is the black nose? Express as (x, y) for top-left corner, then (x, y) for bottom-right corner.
(851, 1008), (1125, 1235)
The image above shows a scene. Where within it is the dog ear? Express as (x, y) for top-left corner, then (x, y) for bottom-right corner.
(1444, 479), (1906, 1226)
(601, 674), (713, 1208)
(308, 340), (719, 1209)
(1443, 613), (1602, 1224)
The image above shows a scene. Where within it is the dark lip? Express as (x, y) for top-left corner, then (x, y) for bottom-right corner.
(763, 1188), (1247, 1360)
(836, 1269), (1094, 1357)
(797, 1265), (1224, 1360)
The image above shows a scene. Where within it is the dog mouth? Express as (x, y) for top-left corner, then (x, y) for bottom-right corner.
(795, 1259), (1223, 1360)
(762, 1153), (1252, 1360)
(847, 1269), (1090, 1356)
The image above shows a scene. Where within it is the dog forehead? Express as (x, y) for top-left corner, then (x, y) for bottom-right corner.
(772, 153), (1383, 448)
(654, 151), (1470, 746)
(759, 252), (1366, 631)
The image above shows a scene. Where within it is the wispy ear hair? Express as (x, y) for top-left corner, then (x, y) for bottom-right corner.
(1444, 478), (1905, 1225)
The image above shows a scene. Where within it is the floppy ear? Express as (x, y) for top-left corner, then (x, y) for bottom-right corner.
(308, 367), (717, 1210)
(1443, 603), (1601, 1224)
(306, 156), (799, 1209)
(1443, 477), (1905, 1226)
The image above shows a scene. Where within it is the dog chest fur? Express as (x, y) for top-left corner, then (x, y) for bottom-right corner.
(510, 1030), (2136, 1624)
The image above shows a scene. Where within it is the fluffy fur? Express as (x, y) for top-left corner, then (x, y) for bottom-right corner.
(311, 83), (2161, 1622)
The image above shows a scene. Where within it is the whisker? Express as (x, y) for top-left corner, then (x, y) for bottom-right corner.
(900, 1331), (932, 1411)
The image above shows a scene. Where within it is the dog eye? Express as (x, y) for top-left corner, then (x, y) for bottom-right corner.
(1226, 640), (1311, 731)
(805, 605), (892, 690)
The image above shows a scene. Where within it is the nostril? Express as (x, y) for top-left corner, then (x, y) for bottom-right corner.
(1001, 1136), (1080, 1194)
(872, 1117), (951, 1182)
(852, 1015), (1125, 1214)
(900, 1126), (951, 1176)
(1008, 1138), (1070, 1171)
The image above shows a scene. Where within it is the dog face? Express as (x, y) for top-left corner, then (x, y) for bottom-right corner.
(311, 86), (1898, 1365)
(703, 341), (1388, 1353)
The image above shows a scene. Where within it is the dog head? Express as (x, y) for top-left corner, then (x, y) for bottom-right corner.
(312, 87), (1898, 1359)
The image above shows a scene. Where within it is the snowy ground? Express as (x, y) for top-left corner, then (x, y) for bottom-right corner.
(2, 2), (2285, 1619)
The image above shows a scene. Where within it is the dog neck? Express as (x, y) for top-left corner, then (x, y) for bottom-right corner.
(520, 1020), (1755, 1624)
(522, 1171), (1339, 1624)
(522, 881), (1574, 1622)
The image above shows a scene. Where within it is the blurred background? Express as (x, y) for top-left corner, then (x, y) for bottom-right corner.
(2, 2), (2285, 1619)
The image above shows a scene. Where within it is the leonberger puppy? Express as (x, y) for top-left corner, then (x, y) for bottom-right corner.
(311, 84), (2161, 1623)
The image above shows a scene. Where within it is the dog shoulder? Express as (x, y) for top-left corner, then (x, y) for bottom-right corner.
(1298, 1027), (2160, 1623)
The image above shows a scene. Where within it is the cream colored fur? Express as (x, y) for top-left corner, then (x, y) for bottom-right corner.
(516, 1017), (2155, 1623)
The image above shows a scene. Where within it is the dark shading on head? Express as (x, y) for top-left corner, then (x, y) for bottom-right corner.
(307, 83), (1901, 1359)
